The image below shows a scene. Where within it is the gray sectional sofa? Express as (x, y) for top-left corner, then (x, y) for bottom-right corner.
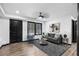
(47, 33), (62, 44)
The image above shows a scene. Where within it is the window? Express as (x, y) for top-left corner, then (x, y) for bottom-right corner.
(27, 21), (42, 35)
(27, 22), (35, 35)
(36, 23), (42, 35)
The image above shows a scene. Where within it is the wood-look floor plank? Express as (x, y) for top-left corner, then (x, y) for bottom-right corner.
(0, 42), (77, 56)
(62, 43), (77, 56)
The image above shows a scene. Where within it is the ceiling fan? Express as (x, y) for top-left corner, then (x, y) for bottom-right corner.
(37, 12), (49, 18)
(39, 12), (44, 18)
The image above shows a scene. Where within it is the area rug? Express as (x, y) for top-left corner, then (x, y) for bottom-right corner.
(33, 40), (70, 56)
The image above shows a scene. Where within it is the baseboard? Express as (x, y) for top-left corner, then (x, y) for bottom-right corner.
(0, 43), (9, 49)
(0, 40), (35, 48)
(0, 39), (38, 48)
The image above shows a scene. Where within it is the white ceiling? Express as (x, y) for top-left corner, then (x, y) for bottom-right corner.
(0, 3), (78, 21)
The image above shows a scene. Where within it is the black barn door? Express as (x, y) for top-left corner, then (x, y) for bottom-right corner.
(10, 19), (22, 43)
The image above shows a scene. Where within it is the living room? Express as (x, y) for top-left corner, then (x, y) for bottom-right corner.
(0, 3), (77, 56)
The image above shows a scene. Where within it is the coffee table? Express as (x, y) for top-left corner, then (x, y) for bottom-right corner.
(39, 39), (48, 46)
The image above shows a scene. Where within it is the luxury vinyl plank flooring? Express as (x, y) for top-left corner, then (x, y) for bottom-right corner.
(0, 42), (77, 56)
(62, 43), (77, 56)
(0, 42), (47, 56)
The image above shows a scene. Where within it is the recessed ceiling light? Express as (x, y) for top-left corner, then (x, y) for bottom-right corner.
(16, 10), (20, 14)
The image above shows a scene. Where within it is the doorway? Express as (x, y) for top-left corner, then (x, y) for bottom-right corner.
(72, 20), (77, 42)
(10, 19), (22, 43)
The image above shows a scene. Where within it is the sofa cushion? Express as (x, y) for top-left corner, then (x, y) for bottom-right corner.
(55, 34), (60, 39)
(48, 33), (55, 38)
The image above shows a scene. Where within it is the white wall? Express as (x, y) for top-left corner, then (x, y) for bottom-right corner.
(45, 16), (72, 44)
(42, 21), (46, 33)
(0, 18), (9, 46)
(23, 21), (27, 41)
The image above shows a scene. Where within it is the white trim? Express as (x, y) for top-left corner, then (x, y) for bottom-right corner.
(0, 5), (47, 22)
(0, 5), (6, 16)
(0, 5), (26, 20)
(71, 16), (77, 21)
